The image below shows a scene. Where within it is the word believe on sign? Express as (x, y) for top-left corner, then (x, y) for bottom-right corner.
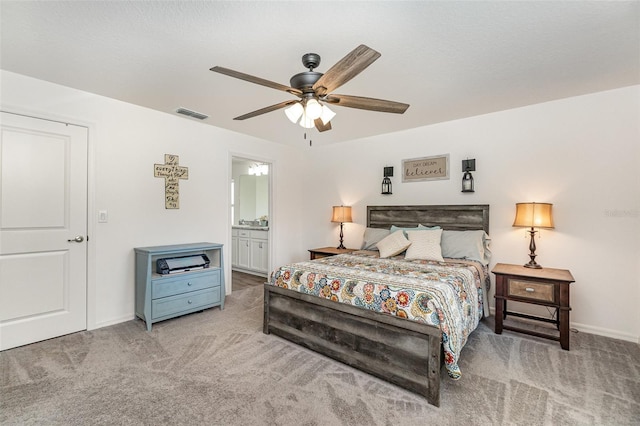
(402, 154), (450, 182)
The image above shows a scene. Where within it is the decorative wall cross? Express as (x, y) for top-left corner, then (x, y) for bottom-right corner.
(154, 154), (189, 209)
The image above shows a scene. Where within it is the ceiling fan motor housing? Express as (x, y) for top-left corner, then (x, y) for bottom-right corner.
(290, 71), (322, 91)
(289, 53), (323, 91)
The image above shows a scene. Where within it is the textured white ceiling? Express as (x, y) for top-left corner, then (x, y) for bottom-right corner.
(1, 1), (638, 147)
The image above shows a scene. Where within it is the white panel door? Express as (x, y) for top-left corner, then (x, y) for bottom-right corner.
(0, 112), (88, 350)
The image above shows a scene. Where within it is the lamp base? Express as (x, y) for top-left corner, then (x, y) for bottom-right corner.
(336, 222), (346, 250)
(524, 227), (542, 268)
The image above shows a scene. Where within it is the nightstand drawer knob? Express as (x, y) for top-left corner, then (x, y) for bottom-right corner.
(525, 287), (535, 292)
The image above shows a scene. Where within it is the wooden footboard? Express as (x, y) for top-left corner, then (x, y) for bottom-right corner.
(263, 284), (442, 406)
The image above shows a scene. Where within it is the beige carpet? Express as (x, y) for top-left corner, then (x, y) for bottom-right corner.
(1, 284), (638, 425)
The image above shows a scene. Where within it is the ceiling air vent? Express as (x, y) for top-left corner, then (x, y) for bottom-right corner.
(175, 107), (209, 120)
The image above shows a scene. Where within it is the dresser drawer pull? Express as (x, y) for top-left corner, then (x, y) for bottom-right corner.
(525, 287), (535, 292)
(188, 300), (193, 304)
(187, 282), (192, 286)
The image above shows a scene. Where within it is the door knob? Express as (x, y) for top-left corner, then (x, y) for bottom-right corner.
(67, 235), (84, 243)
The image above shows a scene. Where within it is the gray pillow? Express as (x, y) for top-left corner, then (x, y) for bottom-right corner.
(389, 224), (441, 237)
(440, 230), (491, 264)
(361, 227), (390, 250)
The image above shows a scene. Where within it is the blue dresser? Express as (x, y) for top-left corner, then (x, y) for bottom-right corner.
(135, 242), (224, 331)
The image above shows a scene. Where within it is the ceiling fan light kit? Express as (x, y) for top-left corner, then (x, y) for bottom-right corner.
(284, 98), (336, 128)
(210, 45), (409, 133)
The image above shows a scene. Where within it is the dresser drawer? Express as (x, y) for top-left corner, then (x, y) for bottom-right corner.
(507, 279), (554, 303)
(152, 287), (220, 319)
(152, 270), (220, 299)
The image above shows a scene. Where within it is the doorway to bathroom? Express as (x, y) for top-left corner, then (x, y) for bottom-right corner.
(230, 156), (271, 292)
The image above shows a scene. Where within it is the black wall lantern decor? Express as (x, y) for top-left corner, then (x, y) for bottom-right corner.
(462, 159), (475, 193)
(382, 166), (393, 194)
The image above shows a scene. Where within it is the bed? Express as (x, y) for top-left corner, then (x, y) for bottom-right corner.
(263, 204), (490, 407)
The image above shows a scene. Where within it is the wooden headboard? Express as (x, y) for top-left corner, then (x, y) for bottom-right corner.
(366, 205), (490, 233)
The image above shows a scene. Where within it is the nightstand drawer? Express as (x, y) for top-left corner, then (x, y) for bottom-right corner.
(311, 252), (332, 259)
(308, 247), (356, 260)
(508, 279), (554, 302)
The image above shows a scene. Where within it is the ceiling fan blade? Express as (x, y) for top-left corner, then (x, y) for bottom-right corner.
(210, 66), (302, 96)
(234, 100), (299, 120)
(313, 45), (381, 96)
(314, 118), (332, 132)
(324, 94), (409, 114)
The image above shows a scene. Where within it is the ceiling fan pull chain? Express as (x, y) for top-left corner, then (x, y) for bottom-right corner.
(302, 132), (312, 146)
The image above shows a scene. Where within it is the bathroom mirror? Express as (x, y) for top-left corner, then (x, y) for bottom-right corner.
(232, 158), (270, 226)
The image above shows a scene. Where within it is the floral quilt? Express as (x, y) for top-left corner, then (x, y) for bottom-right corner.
(268, 251), (487, 379)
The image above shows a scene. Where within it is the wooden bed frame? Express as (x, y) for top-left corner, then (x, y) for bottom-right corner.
(263, 204), (490, 407)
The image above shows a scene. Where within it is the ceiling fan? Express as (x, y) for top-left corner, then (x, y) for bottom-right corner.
(210, 45), (410, 132)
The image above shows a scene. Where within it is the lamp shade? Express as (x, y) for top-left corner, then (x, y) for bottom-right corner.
(331, 206), (352, 223)
(513, 202), (554, 229)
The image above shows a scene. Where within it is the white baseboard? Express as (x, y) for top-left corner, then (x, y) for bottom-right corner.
(231, 267), (268, 278)
(488, 306), (639, 344)
(570, 322), (639, 344)
(90, 314), (135, 331)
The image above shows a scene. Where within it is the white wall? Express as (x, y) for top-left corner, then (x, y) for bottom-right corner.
(3, 70), (638, 342)
(1, 70), (308, 329)
(301, 85), (640, 342)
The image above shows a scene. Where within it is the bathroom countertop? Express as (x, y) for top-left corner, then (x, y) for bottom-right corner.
(232, 225), (269, 231)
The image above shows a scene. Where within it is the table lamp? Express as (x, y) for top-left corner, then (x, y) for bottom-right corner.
(512, 202), (554, 269)
(331, 206), (352, 249)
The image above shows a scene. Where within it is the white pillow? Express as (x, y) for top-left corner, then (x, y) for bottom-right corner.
(376, 230), (411, 258)
(404, 229), (444, 262)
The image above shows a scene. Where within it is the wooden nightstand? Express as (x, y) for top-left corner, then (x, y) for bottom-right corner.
(308, 247), (356, 260)
(492, 263), (575, 350)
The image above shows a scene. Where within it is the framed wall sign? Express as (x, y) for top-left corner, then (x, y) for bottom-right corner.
(402, 154), (450, 182)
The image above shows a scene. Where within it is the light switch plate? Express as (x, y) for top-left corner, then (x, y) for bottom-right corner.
(98, 210), (108, 223)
